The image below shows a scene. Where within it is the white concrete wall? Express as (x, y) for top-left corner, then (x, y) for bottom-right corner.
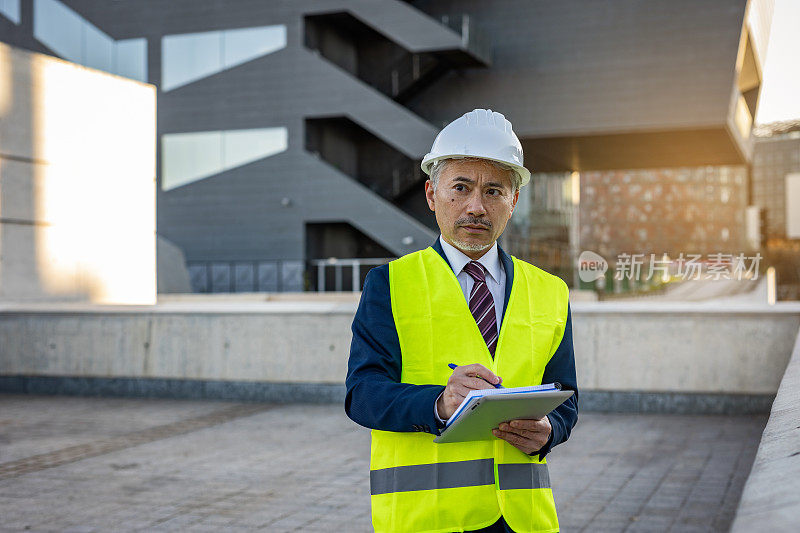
(0, 301), (798, 394)
(572, 303), (800, 394)
(0, 43), (156, 304)
(0, 302), (354, 384)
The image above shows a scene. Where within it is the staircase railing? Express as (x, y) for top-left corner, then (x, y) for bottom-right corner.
(370, 52), (441, 98)
(310, 257), (394, 291)
(439, 13), (492, 64)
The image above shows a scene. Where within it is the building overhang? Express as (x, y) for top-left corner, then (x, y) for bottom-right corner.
(522, 5), (765, 174)
(522, 124), (750, 173)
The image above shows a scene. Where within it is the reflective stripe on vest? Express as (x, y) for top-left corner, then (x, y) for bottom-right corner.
(370, 460), (551, 495)
(370, 459), (494, 495)
(370, 246), (569, 533)
(497, 463), (552, 491)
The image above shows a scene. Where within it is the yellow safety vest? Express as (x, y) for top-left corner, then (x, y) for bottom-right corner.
(370, 246), (569, 533)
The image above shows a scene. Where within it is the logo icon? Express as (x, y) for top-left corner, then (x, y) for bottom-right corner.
(578, 251), (608, 282)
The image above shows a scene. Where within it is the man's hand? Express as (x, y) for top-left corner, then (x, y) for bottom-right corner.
(492, 417), (552, 455)
(436, 364), (501, 420)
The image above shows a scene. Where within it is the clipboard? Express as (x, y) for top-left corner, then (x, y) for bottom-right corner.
(433, 390), (573, 444)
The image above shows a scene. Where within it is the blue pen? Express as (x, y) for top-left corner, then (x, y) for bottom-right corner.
(448, 363), (504, 388)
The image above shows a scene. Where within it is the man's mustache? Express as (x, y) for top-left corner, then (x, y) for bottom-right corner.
(456, 217), (492, 228)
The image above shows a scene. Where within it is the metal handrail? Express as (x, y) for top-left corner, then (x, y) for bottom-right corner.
(371, 52), (440, 97)
(369, 13), (492, 98)
(310, 257), (395, 292)
(439, 13), (492, 64)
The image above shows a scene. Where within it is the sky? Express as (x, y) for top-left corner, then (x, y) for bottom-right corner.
(755, 0), (800, 124)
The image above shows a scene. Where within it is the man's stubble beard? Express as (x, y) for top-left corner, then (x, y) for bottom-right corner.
(450, 237), (493, 252)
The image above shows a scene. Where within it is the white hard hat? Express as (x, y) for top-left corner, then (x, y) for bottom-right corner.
(421, 108), (531, 188)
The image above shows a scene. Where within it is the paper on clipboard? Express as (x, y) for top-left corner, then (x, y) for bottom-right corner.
(434, 384), (572, 444)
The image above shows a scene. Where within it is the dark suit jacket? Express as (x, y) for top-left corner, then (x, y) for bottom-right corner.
(345, 237), (578, 459)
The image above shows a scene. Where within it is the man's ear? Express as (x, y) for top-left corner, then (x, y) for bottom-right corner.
(510, 188), (520, 214)
(424, 180), (436, 212)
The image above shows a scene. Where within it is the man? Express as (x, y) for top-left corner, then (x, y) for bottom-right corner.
(345, 109), (578, 533)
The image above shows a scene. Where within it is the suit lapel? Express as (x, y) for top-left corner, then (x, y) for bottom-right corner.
(431, 237), (452, 270)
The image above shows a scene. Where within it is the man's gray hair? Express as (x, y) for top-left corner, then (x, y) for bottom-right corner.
(429, 157), (521, 193)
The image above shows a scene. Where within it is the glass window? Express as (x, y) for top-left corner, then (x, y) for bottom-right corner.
(161, 131), (224, 191)
(188, 264), (209, 292)
(222, 128), (288, 169)
(211, 263), (232, 293)
(257, 262), (278, 291)
(114, 38), (147, 82)
(0, 0), (20, 24)
(33, 0), (147, 83)
(34, 0), (83, 63)
(162, 127), (288, 191)
(281, 261), (304, 292)
(234, 263), (255, 292)
(162, 24), (286, 92)
(162, 30), (222, 91)
(82, 20), (114, 73)
(223, 25), (286, 69)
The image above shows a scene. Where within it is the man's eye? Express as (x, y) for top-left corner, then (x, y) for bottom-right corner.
(454, 184), (465, 191)
(487, 189), (500, 196)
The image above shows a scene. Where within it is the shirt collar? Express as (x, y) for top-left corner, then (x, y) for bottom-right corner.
(439, 235), (502, 285)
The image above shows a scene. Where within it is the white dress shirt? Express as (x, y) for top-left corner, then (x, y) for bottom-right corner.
(435, 236), (507, 423)
(439, 236), (506, 333)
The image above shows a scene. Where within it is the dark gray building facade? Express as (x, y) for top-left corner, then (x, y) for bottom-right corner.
(0, 0), (772, 291)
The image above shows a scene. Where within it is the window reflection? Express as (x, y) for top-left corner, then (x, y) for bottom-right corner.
(32, 0), (147, 82)
(34, 0), (82, 60)
(0, 0), (21, 24)
(115, 38), (147, 82)
(161, 24), (286, 91)
(82, 19), (114, 73)
(161, 127), (288, 191)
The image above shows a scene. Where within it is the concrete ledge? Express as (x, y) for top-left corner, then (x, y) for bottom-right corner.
(0, 375), (775, 414)
(731, 329), (800, 532)
(0, 300), (359, 315)
(0, 375), (346, 404)
(571, 302), (800, 314)
(579, 390), (774, 415)
(1, 303), (797, 397)
(2, 300), (799, 315)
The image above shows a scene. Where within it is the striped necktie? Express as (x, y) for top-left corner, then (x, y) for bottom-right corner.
(463, 261), (498, 357)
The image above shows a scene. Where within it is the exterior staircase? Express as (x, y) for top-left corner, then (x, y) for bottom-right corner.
(301, 0), (492, 256)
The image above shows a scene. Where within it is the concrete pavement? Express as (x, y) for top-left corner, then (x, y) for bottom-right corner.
(0, 394), (765, 532)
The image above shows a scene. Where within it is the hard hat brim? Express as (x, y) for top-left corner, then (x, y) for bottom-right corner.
(421, 154), (531, 188)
